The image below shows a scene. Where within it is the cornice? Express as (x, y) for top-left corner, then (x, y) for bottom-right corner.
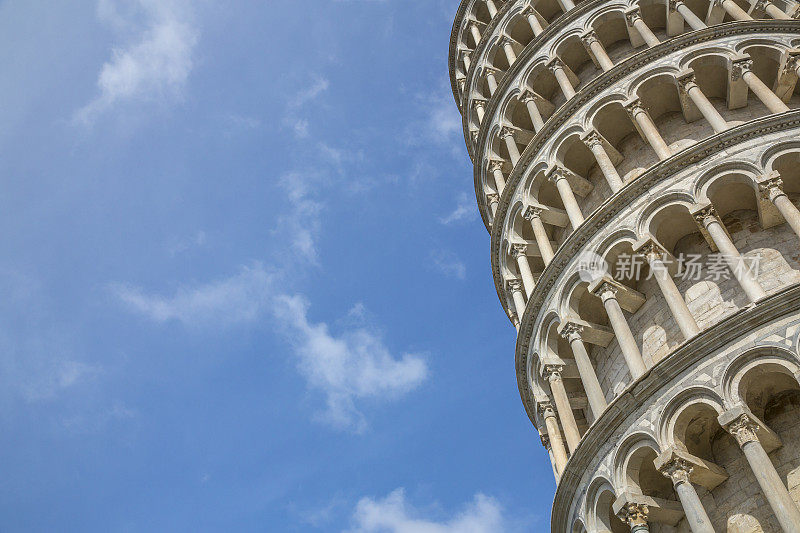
(448, 0), (474, 112)
(547, 283), (800, 531)
(473, 20), (800, 233)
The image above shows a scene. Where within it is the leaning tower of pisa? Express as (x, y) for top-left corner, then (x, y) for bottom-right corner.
(449, 1), (800, 531)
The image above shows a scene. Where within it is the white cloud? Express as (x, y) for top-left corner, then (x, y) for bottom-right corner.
(76, 0), (199, 122)
(430, 250), (466, 281)
(272, 295), (428, 432)
(285, 76), (330, 139)
(348, 489), (506, 533)
(108, 263), (274, 327)
(440, 192), (475, 225)
(277, 171), (325, 262)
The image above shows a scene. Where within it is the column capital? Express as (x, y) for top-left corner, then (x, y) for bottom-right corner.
(559, 321), (584, 343)
(658, 457), (693, 486)
(511, 243), (528, 258)
(617, 502), (649, 529)
(580, 29), (600, 47)
(724, 413), (760, 447)
(668, 0), (685, 11)
(731, 56), (754, 81)
(757, 172), (786, 202)
(592, 280), (619, 302)
(580, 129), (604, 149)
(498, 36), (515, 48)
(691, 204), (720, 228)
(518, 89), (537, 104)
(546, 165), (570, 185)
(624, 6), (642, 24)
(547, 56), (566, 73)
(486, 192), (500, 206)
(542, 363), (564, 382)
(488, 159), (504, 173)
(523, 205), (544, 221)
(634, 237), (667, 262)
(537, 400), (556, 418)
(498, 126), (516, 140)
(506, 278), (523, 293)
(473, 99), (487, 111)
(676, 69), (699, 93)
(623, 97), (646, 117)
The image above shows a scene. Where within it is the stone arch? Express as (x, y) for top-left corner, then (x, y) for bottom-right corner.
(638, 192), (698, 253)
(658, 386), (726, 456)
(614, 432), (675, 501)
(587, 477), (627, 533)
(722, 345), (800, 412)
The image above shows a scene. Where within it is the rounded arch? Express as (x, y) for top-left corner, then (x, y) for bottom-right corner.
(658, 387), (725, 454)
(586, 477), (627, 533)
(722, 345), (800, 408)
(613, 432), (662, 494)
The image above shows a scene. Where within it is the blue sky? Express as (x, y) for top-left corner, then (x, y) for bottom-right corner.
(0, 1), (554, 530)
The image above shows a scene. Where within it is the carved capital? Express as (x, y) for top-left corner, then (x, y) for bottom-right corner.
(726, 414), (760, 447)
(758, 176), (785, 203)
(537, 400), (556, 418)
(559, 322), (584, 343)
(580, 30), (600, 48)
(637, 239), (666, 262)
(618, 503), (649, 527)
(676, 70), (698, 93)
(547, 56), (565, 73)
(624, 98), (646, 117)
(659, 457), (693, 486)
(473, 99), (486, 111)
(581, 129), (604, 149)
(543, 364), (564, 382)
(731, 58), (753, 81)
(625, 7), (642, 25)
(486, 192), (500, 205)
(498, 126), (516, 140)
(692, 204), (719, 227)
(518, 89), (536, 104)
(506, 278), (523, 293)
(511, 243), (528, 258)
(546, 166), (569, 185)
(523, 205), (544, 221)
(488, 159), (504, 173)
(595, 281), (619, 301)
(668, 0), (685, 12)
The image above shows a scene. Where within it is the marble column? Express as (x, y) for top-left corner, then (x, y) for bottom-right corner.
(519, 90), (545, 132)
(499, 127), (521, 165)
(677, 71), (729, 133)
(506, 279), (527, 319)
(693, 205), (767, 302)
(489, 160), (506, 194)
(548, 57), (576, 99)
(487, 193), (500, 218)
(755, 0), (792, 19)
(559, 322), (607, 419)
(548, 168), (584, 230)
(474, 100), (486, 124)
(523, 206), (555, 266)
(625, 8), (660, 47)
(522, 4), (544, 36)
(512, 244), (536, 297)
(581, 30), (614, 72)
(543, 364), (581, 452)
(582, 130), (624, 192)
(721, 413), (800, 533)
(469, 22), (482, 46)
(669, 0), (707, 30)
(625, 99), (672, 160)
(500, 37), (517, 66)
(658, 458), (715, 533)
(539, 402), (569, 472)
(732, 58), (790, 114)
(759, 175), (800, 241)
(592, 281), (647, 379)
(636, 240), (700, 339)
(714, 0), (752, 20)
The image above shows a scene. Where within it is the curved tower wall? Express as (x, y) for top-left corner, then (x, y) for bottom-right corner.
(449, 1), (800, 531)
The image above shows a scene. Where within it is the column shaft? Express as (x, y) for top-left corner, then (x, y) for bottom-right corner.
(551, 63), (576, 99)
(629, 105), (672, 160)
(588, 39), (614, 71)
(686, 84), (728, 132)
(587, 140), (624, 192)
(526, 13), (544, 36)
(552, 176), (584, 230)
(704, 217), (767, 302)
(525, 99), (545, 132)
(503, 42), (517, 66)
(743, 70), (790, 113)
(674, 482), (715, 533)
(548, 375), (581, 452)
(486, 72), (498, 95)
(542, 411), (568, 472)
(676, 3), (707, 30)
(601, 292), (647, 379)
(774, 194), (800, 240)
(741, 440), (800, 532)
(633, 18), (660, 47)
(567, 335), (607, 418)
(648, 255), (700, 338)
(503, 133), (521, 166)
(721, 0), (752, 20)
(529, 214), (555, 266)
(516, 254), (536, 297)
(765, 2), (791, 19)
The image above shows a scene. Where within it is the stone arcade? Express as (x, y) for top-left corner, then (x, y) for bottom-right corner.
(448, 0), (800, 531)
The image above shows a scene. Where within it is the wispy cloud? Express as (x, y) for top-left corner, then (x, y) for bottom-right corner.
(76, 0), (199, 123)
(347, 489), (506, 533)
(284, 76), (330, 139)
(108, 263), (274, 327)
(430, 250), (467, 281)
(440, 192), (475, 225)
(272, 295), (428, 433)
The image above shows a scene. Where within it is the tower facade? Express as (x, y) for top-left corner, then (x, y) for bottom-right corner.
(448, 1), (800, 531)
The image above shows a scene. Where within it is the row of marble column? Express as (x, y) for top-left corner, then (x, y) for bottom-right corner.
(525, 179), (800, 483)
(611, 409), (800, 533)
